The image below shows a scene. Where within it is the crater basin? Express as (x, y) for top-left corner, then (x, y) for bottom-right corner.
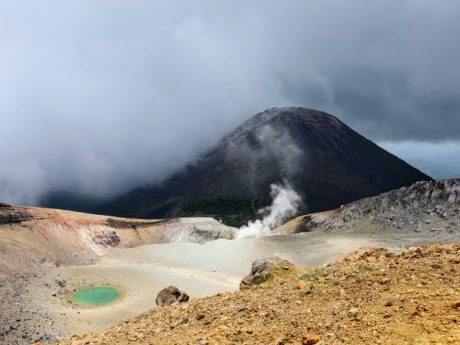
(71, 286), (122, 307)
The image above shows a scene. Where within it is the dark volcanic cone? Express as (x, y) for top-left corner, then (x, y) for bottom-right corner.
(57, 107), (432, 226)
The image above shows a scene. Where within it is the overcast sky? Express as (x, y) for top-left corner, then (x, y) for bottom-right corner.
(1, 0), (459, 204)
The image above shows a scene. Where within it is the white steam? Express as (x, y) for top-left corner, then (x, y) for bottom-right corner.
(237, 182), (302, 239)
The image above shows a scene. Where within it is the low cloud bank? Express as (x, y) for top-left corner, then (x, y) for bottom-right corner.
(1, 1), (460, 204)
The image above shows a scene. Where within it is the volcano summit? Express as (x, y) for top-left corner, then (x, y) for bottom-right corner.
(75, 107), (430, 226)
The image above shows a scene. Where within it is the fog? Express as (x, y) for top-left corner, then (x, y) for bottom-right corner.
(1, 1), (459, 203)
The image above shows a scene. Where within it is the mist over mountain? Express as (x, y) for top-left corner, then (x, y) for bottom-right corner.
(61, 107), (431, 226)
(1, 1), (459, 206)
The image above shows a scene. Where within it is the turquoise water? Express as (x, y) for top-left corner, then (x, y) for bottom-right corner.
(71, 286), (121, 307)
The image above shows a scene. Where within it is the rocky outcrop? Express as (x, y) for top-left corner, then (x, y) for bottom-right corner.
(38, 331), (58, 344)
(155, 286), (189, 307)
(240, 257), (295, 287)
(337, 179), (459, 224)
(0, 204), (32, 224)
(168, 219), (236, 244)
(279, 179), (460, 235)
(106, 218), (164, 228)
(92, 230), (121, 247)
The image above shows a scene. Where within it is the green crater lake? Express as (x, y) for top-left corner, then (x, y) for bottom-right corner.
(71, 286), (121, 307)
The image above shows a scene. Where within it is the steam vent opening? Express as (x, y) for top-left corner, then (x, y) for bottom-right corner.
(71, 286), (122, 307)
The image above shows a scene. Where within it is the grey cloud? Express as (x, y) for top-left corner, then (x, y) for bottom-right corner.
(285, 68), (460, 141)
(0, 0), (459, 203)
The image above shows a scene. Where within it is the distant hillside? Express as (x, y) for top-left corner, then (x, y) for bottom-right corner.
(89, 107), (430, 226)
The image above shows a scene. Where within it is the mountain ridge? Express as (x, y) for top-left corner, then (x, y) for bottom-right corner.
(44, 107), (431, 225)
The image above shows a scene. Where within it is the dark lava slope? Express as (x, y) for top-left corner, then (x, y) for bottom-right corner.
(59, 107), (432, 226)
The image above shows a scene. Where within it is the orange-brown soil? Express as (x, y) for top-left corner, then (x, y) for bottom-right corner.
(57, 244), (460, 345)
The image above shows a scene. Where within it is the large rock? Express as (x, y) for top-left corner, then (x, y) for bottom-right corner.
(38, 331), (58, 344)
(155, 286), (189, 307)
(240, 257), (295, 287)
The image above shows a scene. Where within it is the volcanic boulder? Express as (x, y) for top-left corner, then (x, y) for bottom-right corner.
(240, 257), (295, 287)
(155, 286), (189, 307)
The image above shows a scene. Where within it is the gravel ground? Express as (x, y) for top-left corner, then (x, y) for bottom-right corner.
(58, 243), (460, 345)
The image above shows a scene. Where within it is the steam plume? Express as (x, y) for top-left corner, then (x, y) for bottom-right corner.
(237, 182), (302, 239)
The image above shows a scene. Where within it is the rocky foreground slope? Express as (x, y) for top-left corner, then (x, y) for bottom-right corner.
(277, 179), (460, 238)
(57, 243), (460, 345)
